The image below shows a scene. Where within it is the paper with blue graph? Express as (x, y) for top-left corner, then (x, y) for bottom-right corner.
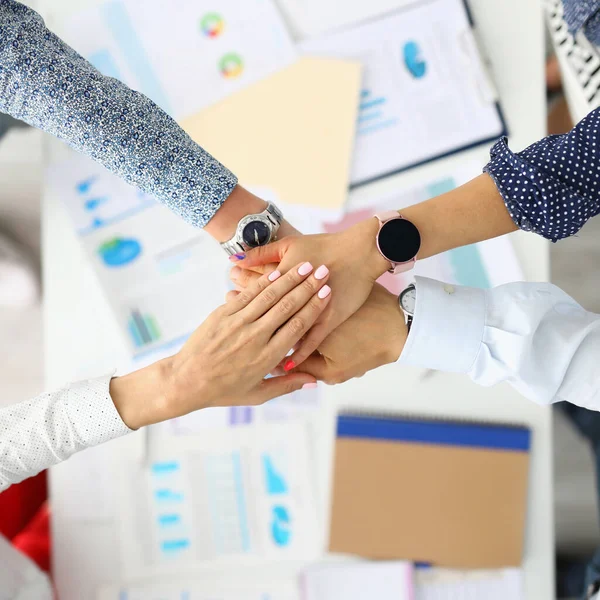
(58, 0), (297, 119)
(301, 0), (505, 185)
(45, 153), (231, 362)
(114, 422), (319, 579)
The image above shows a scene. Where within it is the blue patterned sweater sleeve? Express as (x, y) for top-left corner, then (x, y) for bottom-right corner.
(0, 0), (237, 228)
(484, 107), (600, 242)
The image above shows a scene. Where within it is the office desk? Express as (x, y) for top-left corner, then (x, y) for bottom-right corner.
(43, 0), (551, 597)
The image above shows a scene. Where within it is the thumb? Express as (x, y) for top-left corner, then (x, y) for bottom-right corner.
(255, 373), (317, 404)
(230, 239), (288, 268)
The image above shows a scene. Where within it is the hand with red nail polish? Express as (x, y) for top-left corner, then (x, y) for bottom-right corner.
(111, 262), (332, 430)
(286, 284), (408, 386)
(232, 223), (383, 369)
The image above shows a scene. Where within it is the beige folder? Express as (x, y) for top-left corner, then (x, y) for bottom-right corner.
(180, 57), (361, 210)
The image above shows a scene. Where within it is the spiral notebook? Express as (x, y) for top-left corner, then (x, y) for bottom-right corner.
(329, 413), (530, 568)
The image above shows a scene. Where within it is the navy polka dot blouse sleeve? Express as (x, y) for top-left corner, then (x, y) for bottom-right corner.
(485, 107), (600, 242)
(0, 0), (237, 229)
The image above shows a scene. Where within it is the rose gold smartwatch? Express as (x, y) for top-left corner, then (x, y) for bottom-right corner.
(374, 211), (421, 274)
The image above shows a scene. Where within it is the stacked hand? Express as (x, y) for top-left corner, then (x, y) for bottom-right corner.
(230, 218), (408, 383)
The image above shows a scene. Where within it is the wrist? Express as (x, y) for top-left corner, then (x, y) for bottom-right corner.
(204, 185), (267, 243)
(350, 217), (392, 280)
(109, 357), (174, 430)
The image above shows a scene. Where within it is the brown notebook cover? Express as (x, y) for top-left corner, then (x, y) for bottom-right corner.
(329, 414), (530, 568)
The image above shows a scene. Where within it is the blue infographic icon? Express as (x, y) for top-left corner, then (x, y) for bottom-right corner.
(262, 454), (288, 495)
(98, 237), (142, 267)
(271, 505), (291, 547)
(403, 41), (426, 78)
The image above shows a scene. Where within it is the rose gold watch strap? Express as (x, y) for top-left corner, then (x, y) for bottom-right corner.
(391, 256), (416, 274)
(374, 210), (401, 224)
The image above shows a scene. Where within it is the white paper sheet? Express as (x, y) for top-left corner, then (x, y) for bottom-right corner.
(59, 0), (297, 119)
(46, 153), (229, 361)
(114, 423), (320, 579)
(98, 579), (300, 600)
(303, 561), (413, 600)
(415, 567), (523, 600)
(98, 573), (299, 600)
(301, 0), (504, 185)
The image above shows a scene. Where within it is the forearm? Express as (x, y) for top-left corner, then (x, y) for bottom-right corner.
(400, 277), (600, 408)
(401, 173), (516, 260)
(0, 0), (235, 229)
(0, 374), (131, 491)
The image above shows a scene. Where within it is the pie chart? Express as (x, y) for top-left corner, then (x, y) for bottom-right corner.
(403, 41), (427, 79)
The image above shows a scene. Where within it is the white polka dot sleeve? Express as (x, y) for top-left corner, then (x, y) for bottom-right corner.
(485, 107), (600, 241)
(0, 374), (131, 492)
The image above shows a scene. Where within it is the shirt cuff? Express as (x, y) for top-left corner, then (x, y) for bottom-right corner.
(62, 373), (132, 448)
(399, 277), (486, 373)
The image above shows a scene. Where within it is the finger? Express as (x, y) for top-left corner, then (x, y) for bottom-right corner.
(282, 321), (328, 371)
(268, 281), (332, 358)
(293, 354), (345, 385)
(255, 264), (330, 331)
(254, 373), (317, 404)
(241, 262), (328, 324)
(230, 264), (277, 288)
(225, 290), (240, 302)
(223, 268), (277, 316)
(228, 238), (290, 268)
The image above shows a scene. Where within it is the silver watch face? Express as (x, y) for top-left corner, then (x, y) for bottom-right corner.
(400, 285), (416, 315)
(242, 219), (271, 247)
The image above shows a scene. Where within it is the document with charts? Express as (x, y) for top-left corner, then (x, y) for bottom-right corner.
(58, 0), (297, 119)
(98, 578), (299, 600)
(301, 0), (505, 185)
(113, 422), (320, 579)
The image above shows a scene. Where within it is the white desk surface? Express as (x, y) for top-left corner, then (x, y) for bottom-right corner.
(41, 0), (551, 598)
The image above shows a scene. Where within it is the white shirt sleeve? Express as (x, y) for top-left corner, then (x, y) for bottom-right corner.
(399, 276), (600, 410)
(0, 374), (131, 492)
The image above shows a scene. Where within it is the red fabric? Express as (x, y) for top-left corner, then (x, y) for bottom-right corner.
(13, 503), (51, 573)
(0, 471), (51, 573)
(0, 471), (47, 540)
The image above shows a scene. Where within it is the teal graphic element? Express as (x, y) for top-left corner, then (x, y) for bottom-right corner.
(403, 41), (427, 78)
(98, 237), (141, 267)
(448, 245), (490, 289)
(154, 489), (184, 502)
(262, 454), (288, 495)
(271, 505), (291, 547)
(151, 461), (180, 475)
(158, 514), (181, 527)
(161, 538), (190, 553)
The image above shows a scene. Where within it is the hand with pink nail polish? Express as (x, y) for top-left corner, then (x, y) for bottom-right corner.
(110, 262), (331, 430)
(230, 229), (380, 368)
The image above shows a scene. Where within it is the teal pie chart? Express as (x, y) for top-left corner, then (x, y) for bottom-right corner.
(403, 41), (427, 78)
(271, 505), (291, 547)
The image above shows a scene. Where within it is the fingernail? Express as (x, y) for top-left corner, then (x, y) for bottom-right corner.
(298, 262), (313, 276)
(284, 359), (296, 372)
(268, 270), (281, 282)
(271, 367), (285, 377)
(314, 265), (329, 280)
(229, 253), (246, 262)
(302, 382), (318, 389)
(318, 285), (331, 299)
(230, 266), (241, 280)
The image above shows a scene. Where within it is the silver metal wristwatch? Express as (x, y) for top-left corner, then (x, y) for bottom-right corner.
(399, 283), (416, 333)
(220, 202), (283, 256)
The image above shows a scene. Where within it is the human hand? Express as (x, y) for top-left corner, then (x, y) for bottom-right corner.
(110, 261), (331, 429)
(288, 283), (407, 384)
(230, 218), (391, 368)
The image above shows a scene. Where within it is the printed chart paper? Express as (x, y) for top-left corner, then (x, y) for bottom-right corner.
(59, 0), (297, 119)
(114, 423), (320, 579)
(301, 0), (504, 185)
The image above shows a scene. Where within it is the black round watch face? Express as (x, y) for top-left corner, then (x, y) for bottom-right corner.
(378, 219), (421, 263)
(242, 221), (271, 248)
